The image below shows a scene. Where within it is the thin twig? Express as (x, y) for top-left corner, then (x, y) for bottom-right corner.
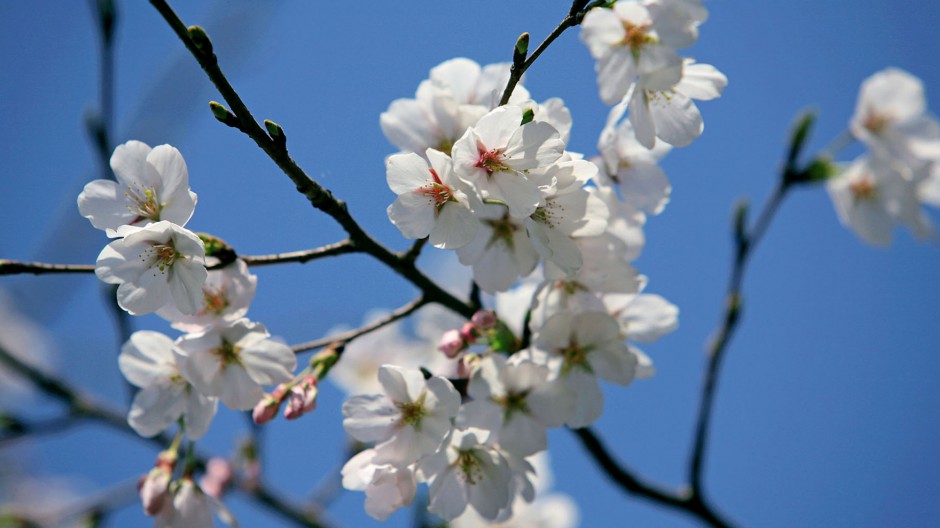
(498, 0), (592, 106)
(239, 240), (358, 267)
(0, 260), (96, 275)
(291, 296), (427, 354)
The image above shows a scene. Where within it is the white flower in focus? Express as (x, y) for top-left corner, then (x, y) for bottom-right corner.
(457, 355), (573, 456)
(452, 106), (565, 218)
(595, 118), (672, 215)
(343, 365), (460, 468)
(119, 330), (218, 439)
(420, 428), (513, 522)
(627, 59), (728, 148)
(457, 203), (540, 293)
(78, 140), (197, 237)
(851, 68), (940, 167)
(95, 220), (207, 315)
(156, 258), (257, 333)
(176, 319), (296, 410)
(579, 3), (685, 105)
(342, 448), (417, 521)
(534, 311), (637, 428)
(386, 149), (480, 249)
(827, 155), (934, 246)
(524, 157), (609, 275)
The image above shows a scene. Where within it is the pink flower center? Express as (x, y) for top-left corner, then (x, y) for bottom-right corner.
(621, 21), (653, 55)
(476, 147), (509, 175)
(850, 176), (877, 201)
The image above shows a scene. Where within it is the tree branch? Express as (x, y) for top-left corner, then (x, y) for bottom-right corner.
(292, 295), (427, 354)
(148, 0), (476, 321)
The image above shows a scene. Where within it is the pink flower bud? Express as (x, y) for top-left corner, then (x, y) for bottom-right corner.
(284, 376), (318, 420)
(199, 457), (234, 499)
(252, 393), (281, 425)
(459, 322), (477, 343)
(471, 310), (498, 329)
(139, 467), (171, 516)
(437, 329), (465, 358)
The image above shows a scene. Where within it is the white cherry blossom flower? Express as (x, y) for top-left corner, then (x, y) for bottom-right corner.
(78, 140), (197, 237)
(119, 330), (217, 439)
(534, 311), (637, 428)
(579, 2), (685, 105)
(95, 220), (207, 316)
(595, 118), (672, 215)
(591, 186), (647, 261)
(420, 427), (514, 522)
(524, 157), (609, 275)
(155, 478), (236, 528)
(452, 106), (565, 218)
(343, 365), (460, 468)
(176, 319), (296, 410)
(386, 149), (480, 249)
(342, 448), (417, 521)
(627, 59), (728, 148)
(648, 0), (708, 48)
(156, 258), (257, 333)
(457, 203), (540, 293)
(851, 68), (940, 167)
(457, 354), (573, 456)
(827, 155), (934, 246)
(429, 58), (531, 109)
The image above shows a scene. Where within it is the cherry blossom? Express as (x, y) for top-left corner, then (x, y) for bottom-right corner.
(627, 59), (728, 148)
(420, 427), (514, 522)
(533, 311), (638, 428)
(156, 258), (257, 332)
(386, 149), (480, 249)
(452, 106), (565, 218)
(579, 2), (684, 105)
(176, 319), (296, 410)
(457, 203), (539, 293)
(78, 140), (197, 237)
(342, 365), (460, 468)
(457, 354), (573, 456)
(155, 478), (236, 528)
(827, 155), (934, 246)
(118, 330), (217, 439)
(595, 118), (672, 215)
(95, 220), (208, 315)
(851, 68), (940, 168)
(342, 448), (418, 521)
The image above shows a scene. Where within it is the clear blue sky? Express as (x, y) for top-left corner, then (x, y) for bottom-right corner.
(2, 1), (939, 527)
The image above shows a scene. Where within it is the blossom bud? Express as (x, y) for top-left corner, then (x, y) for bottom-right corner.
(252, 391), (283, 425)
(437, 329), (466, 358)
(139, 467), (171, 516)
(459, 322), (477, 343)
(284, 376), (318, 420)
(199, 457), (234, 499)
(471, 310), (498, 330)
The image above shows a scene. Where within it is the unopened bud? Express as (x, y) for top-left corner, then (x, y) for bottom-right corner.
(471, 310), (498, 330)
(285, 376), (318, 420)
(456, 353), (480, 378)
(252, 393), (282, 425)
(139, 467), (171, 516)
(438, 329), (466, 358)
(187, 25), (213, 55)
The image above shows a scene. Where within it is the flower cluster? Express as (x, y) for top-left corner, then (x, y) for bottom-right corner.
(827, 68), (940, 245)
(78, 141), (310, 525)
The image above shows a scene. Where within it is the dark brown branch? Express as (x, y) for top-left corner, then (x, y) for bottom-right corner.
(0, 260), (96, 275)
(148, 0), (476, 320)
(239, 240), (358, 267)
(292, 295), (427, 354)
(573, 428), (733, 528)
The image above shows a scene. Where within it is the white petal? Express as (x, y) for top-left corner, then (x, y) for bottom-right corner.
(386, 152), (432, 195)
(648, 90), (703, 147)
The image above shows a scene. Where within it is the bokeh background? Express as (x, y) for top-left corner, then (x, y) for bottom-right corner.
(2, 1), (939, 526)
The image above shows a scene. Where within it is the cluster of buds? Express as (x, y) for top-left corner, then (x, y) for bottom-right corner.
(437, 310), (499, 358)
(252, 345), (337, 425)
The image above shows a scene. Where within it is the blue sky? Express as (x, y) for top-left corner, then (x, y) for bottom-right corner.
(2, 1), (940, 527)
